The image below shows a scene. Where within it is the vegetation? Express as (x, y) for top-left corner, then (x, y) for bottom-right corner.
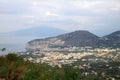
(0, 53), (82, 80)
(0, 53), (26, 80)
(0, 48), (6, 52)
(0, 53), (119, 80)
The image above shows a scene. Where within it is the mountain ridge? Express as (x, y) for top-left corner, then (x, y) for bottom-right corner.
(26, 30), (120, 52)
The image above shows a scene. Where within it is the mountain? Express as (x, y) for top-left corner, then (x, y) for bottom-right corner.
(0, 26), (67, 37)
(99, 30), (120, 48)
(26, 30), (100, 51)
(0, 26), (67, 52)
(57, 30), (99, 47)
(26, 30), (120, 52)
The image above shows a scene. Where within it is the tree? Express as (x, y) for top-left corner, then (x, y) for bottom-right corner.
(2, 48), (6, 52)
(0, 53), (27, 80)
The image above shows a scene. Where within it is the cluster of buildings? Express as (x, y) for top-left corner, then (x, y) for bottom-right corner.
(19, 48), (120, 67)
(19, 47), (120, 79)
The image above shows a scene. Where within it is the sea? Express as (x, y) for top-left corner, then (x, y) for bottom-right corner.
(0, 36), (40, 55)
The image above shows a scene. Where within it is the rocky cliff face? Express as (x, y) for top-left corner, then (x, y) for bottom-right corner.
(26, 30), (120, 52)
(26, 38), (65, 52)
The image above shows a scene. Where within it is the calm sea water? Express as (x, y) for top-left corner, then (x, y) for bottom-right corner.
(0, 36), (40, 55)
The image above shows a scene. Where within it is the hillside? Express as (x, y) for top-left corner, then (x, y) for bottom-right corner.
(57, 30), (99, 47)
(26, 30), (120, 52)
(99, 31), (120, 47)
(26, 30), (100, 51)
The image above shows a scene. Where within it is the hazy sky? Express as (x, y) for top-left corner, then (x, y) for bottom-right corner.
(0, 0), (120, 36)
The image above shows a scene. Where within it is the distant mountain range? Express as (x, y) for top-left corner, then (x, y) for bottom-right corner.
(0, 26), (67, 38)
(0, 26), (67, 52)
(26, 30), (120, 52)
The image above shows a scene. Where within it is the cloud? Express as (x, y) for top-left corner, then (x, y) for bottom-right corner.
(0, 0), (120, 36)
(45, 11), (59, 17)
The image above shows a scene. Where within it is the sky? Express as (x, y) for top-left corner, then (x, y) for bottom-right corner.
(0, 0), (120, 36)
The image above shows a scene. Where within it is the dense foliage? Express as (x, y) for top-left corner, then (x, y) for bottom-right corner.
(0, 53), (119, 80)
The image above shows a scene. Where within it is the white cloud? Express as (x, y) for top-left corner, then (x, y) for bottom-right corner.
(45, 11), (59, 17)
(0, 0), (120, 35)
